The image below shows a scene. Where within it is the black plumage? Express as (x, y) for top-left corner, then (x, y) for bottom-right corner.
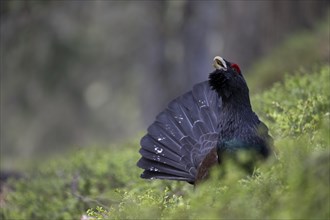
(137, 56), (273, 184)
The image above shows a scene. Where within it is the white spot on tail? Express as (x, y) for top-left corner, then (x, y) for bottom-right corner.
(198, 99), (207, 107)
(154, 146), (163, 154)
(150, 167), (159, 172)
(174, 115), (184, 124)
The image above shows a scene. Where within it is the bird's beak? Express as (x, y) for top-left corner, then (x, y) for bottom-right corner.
(213, 56), (227, 70)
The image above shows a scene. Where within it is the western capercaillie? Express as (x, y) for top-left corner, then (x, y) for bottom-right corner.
(137, 56), (273, 185)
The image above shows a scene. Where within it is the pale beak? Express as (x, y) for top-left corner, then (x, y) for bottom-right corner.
(213, 56), (227, 70)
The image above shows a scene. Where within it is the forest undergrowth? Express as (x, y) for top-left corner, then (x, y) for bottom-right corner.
(1, 66), (329, 219)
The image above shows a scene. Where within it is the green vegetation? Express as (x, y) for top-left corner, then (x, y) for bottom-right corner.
(246, 17), (329, 92)
(1, 66), (329, 219)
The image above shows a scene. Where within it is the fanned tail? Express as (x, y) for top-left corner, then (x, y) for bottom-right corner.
(137, 81), (222, 184)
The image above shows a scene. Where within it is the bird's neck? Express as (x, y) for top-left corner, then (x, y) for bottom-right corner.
(219, 101), (254, 127)
(218, 94), (257, 141)
(221, 91), (252, 112)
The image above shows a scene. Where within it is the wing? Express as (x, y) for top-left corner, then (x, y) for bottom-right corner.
(256, 120), (274, 158)
(137, 81), (222, 183)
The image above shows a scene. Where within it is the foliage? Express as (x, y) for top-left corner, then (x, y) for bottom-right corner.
(246, 16), (330, 92)
(2, 2), (328, 165)
(252, 66), (330, 140)
(1, 66), (329, 219)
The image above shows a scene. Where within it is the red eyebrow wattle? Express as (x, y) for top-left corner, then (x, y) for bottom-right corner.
(230, 63), (241, 74)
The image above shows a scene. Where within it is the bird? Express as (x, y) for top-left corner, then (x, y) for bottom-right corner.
(137, 56), (273, 185)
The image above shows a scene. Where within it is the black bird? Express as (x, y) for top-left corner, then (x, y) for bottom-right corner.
(137, 56), (273, 184)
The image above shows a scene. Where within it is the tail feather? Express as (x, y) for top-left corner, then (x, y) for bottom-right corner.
(167, 100), (195, 138)
(139, 149), (187, 171)
(192, 120), (209, 140)
(140, 135), (182, 162)
(137, 158), (195, 179)
(178, 93), (202, 127)
(137, 81), (222, 183)
(179, 136), (197, 147)
(199, 107), (218, 132)
(192, 82), (221, 131)
(155, 111), (186, 140)
(141, 170), (193, 182)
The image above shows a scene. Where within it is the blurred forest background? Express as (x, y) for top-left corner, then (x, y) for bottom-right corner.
(1, 0), (329, 170)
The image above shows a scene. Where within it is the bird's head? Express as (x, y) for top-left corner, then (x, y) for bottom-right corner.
(209, 56), (249, 102)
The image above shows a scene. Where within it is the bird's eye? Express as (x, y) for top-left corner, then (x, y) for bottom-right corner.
(230, 63), (241, 74)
